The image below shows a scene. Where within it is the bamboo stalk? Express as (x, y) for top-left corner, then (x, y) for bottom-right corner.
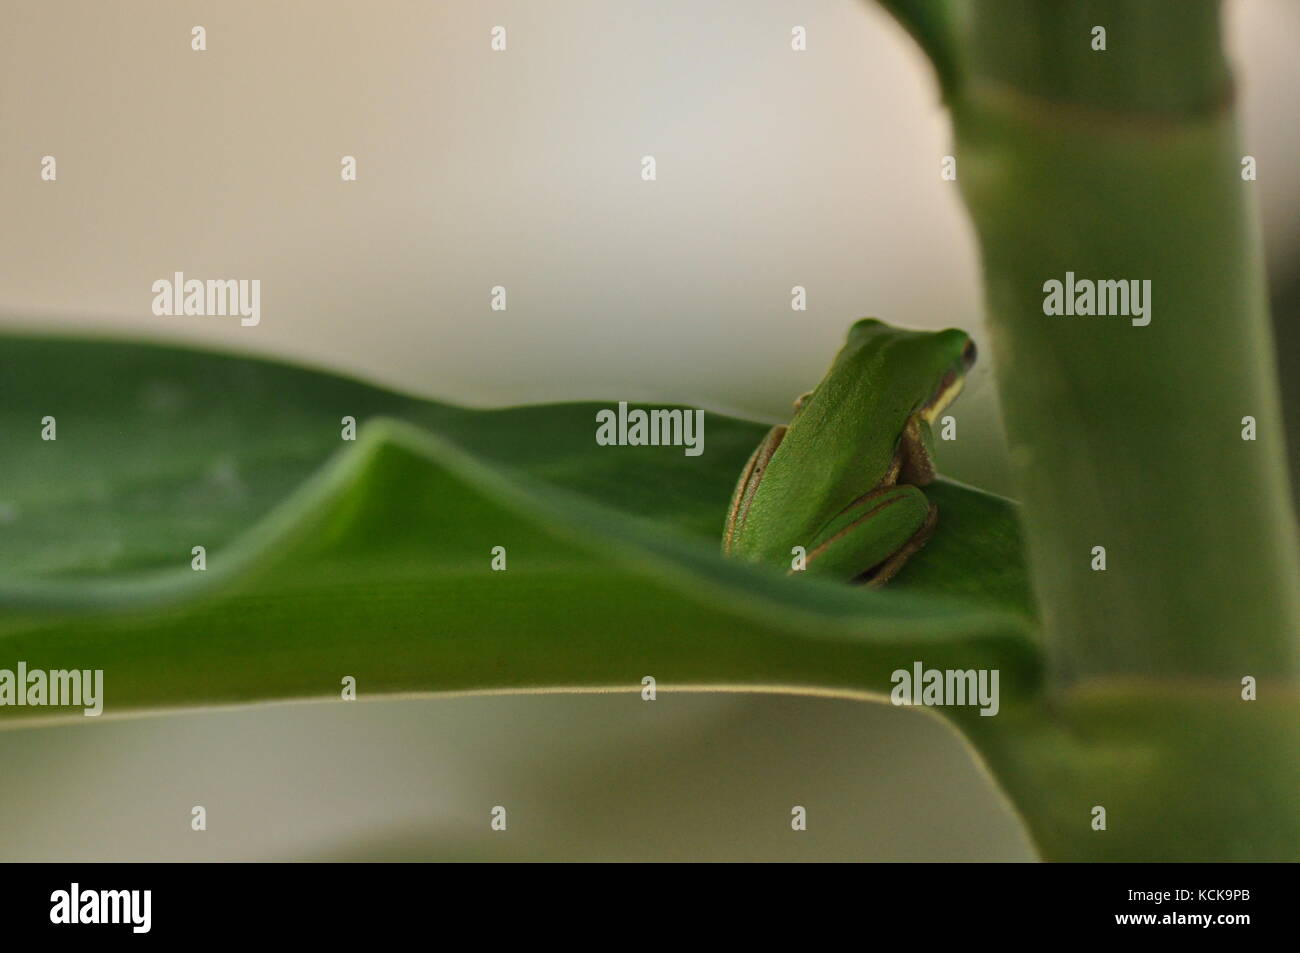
(882, 0), (1300, 859)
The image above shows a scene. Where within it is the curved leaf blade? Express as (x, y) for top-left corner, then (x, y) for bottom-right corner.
(0, 335), (1038, 726)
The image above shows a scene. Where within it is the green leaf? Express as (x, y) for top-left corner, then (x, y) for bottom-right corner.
(0, 335), (1038, 726)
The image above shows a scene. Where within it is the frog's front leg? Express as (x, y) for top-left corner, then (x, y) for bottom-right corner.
(895, 413), (938, 486)
(801, 484), (937, 586)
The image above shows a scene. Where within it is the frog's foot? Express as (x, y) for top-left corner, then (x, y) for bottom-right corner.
(800, 485), (937, 585)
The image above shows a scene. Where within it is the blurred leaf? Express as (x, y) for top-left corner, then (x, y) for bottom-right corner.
(0, 336), (1038, 725)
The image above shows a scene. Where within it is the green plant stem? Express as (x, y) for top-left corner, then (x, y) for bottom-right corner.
(883, 0), (1300, 859)
(954, 0), (1300, 684)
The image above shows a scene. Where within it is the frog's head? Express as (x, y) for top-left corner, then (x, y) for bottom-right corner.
(921, 329), (976, 423)
(843, 318), (976, 423)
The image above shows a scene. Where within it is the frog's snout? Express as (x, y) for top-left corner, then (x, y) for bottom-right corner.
(961, 338), (978, 372)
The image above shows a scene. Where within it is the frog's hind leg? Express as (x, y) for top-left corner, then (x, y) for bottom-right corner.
(857, 500), (938, 587)
(723, 425), (786, 554)
(801, 484), (936, 585)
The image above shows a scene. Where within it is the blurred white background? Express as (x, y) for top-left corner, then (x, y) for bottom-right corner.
(2, 0), (1297, 860)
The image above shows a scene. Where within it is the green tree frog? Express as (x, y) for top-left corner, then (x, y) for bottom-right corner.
(723, 318), (975, 585)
